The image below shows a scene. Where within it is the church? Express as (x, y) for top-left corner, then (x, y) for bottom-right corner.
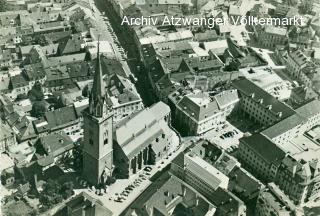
(82, 43), (179, 185)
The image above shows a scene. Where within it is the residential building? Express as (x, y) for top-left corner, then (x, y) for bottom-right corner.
(262, 99), (320, 146)
(232, 78), (295, 126)
(256, 183), (295, 216)
(35, 132), (74, 171)
(286, 50), (309, 78)
(54, 192), (113, 216)
(105, 74), (144, 122)
(238, 134), (286, 182)
(276, 155), (320, 205)
(33, 106), (81, 136)
(239, 66), (292, 101)
(255, 25), (288, 48)
(174, 89), (239, 136)
(0, 122), (16, 152)
(170, 152), (247, 216)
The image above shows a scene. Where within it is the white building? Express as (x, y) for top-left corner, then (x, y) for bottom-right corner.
(175, 89), (239, 136)
(239, 66), (292, 101)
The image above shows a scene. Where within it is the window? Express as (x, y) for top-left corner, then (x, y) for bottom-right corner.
(89, 139), (93, 145)
(104, 131), (108, 145)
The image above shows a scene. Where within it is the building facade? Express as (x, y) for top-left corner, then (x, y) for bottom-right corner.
(175, 89), (239, 136)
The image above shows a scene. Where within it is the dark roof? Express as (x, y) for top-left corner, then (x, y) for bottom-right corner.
(101, 57), (127, 77)
(43, 31), (72, 43)
(232, 78), (295, 118)
(45, 106), (78, 130)
(194, 30), (219, 42)
(177, 93), (219, 122)
(39, 132), (74, 157)
(23, 63), (46, 81)
(58, 34), (82, 55)
(240, 133), (286, 165)
(228, 166), (262, 200)
(211, 187), (242, 215)
(63, 192), (113, 216)
(10, 74), (29, 89)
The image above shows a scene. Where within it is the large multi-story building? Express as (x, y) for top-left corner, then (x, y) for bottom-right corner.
(286, 50), (309, 79)
(232, 78), (295, 127)
(239, 66), (292, 101)
(276, 155), (320, 205)
(105, 74), (144, 122)
(174, 89), (239, 136)
(255, 25), (288, 48)
(262, 99), (320, 146)
(238, 134), (286, 182)
(169, 151), (247, 216)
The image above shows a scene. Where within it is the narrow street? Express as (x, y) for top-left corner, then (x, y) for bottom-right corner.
(93, 0), (156, 106)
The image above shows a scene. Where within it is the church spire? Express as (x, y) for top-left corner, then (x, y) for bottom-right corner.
(89, 36), (106, 117)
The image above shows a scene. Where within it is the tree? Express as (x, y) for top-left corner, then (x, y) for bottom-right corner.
(0, 0), (7, 12)
(31, 101), (47, 118)
(82, 85), (90, 97)
(28, 82), (44, 101)
(300, 0), (314, 14)
(61, 182), (74, 199)
(16, 93), (28, 101)
(39, 179), (65, 210)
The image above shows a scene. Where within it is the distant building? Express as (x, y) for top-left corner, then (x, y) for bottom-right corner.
(0, 122), (16, 152)
(285, 50), (309, 78)
(255, 25), (288, 48)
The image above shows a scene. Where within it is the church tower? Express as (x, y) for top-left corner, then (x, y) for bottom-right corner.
(82, 40), (114, 186)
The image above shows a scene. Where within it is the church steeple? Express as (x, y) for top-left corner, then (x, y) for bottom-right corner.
(89, 38), (106, 117)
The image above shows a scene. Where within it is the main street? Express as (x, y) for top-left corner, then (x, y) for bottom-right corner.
(93, 0), (156, 106)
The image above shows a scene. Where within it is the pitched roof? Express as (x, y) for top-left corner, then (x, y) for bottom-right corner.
(45, 106), (78, 130)
(114, 102), (171, 158)
(240, 134), (286, 165)
(58, 33), (82, 55)
(176, 90), (239, 122)
(232, 78), (295, 118)
(64, 192), (113, 216)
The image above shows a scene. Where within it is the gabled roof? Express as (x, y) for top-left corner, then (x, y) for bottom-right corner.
(232, 78), (295, 118)
(45, 106), (78, 130)
(58, 34), (82, 55)
(240, 134), (286, 165)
